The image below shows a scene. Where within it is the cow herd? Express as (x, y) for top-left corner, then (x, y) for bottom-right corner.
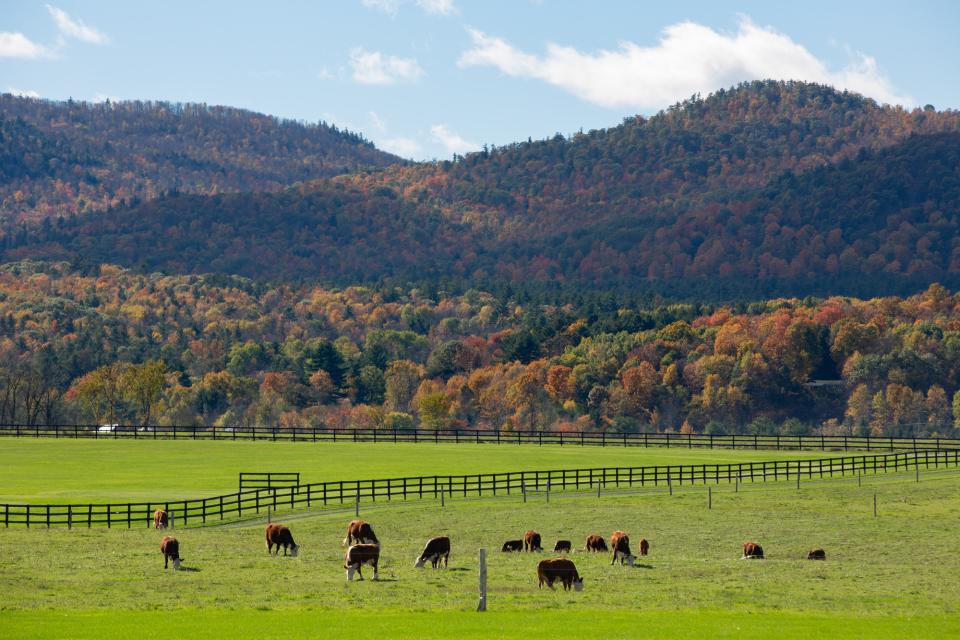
(150, 508), (827, 590)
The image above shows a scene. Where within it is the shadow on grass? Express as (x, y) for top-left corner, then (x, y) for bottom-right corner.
(178, 566), (202, 573)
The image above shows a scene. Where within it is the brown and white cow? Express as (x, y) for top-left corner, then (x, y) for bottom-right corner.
(342, 520), (379, 546)
(741, 542), (764, 559)
(160, 536), (181, 570)
(807, 548), (826, 560)
(523, 530), (543, 552)
(610, 531), (636, 566)
(537, 558), (584, 591)
(265, 524), (300, 557)
(584, 534), (608, 552)
(345, 543), (380, 580)
(153, 509), (168, 530)
(639, 538), (649, 556)
(414, 536), (450, 569)
(553, 540), (571, 553)
(501, 539), (523, 552)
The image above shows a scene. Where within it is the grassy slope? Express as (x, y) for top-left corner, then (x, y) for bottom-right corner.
(0, 439), (839, 503)
(3, 610), (956, 640)
(1, 469), (958, 638)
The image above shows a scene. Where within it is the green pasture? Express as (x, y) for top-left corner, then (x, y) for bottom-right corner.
(1, 466), (958, 639)
(0, 438), (841, 503)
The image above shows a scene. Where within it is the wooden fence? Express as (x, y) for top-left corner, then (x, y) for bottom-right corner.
(238, 472), (300, 491)
(0, 424), (957, 452)
(3, 448), (957, 529)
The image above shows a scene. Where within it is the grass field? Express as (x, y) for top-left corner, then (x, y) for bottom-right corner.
(0, 438), (841, 503)
(1, 454), (958, 639)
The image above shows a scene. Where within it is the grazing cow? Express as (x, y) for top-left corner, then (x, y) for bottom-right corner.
(807, 548), (826, 560)
(584, 534), (608, 552)
(524, 530), (543, 552)
(160, 536), (181, 570)
(342, 520), (379, 546)
(344, 544), (380, 580)
(537, 558), (584, 591)
(741, 542), (764, 559)
(265, 524), (300, 557)
(553, 540), (572, 554)
(153, 509), (168, 530)
(414, 536), (450, 569)
(501, 539), (523, 552)
(639, 538), (649, 556)
(610, 531), (637, 566)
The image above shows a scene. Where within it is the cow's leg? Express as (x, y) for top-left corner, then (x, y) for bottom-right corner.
(164, 555), (168, 569)
(372, 559), (379, 581)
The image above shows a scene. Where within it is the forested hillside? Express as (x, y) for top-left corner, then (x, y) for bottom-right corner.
(4, 81), (959, 298)
(2, 261), (958, 438)
(0, 94), (400, 223)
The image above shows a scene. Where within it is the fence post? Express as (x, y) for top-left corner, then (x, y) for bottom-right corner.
(355, 495), (360, 518)
(873, 492), (877, 518)
(708, 486), (712, 510)
(477, 548), (488, 612)
(522, 484), (527, 503)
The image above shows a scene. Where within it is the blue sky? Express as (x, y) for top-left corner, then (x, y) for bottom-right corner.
(2, 1), (958, 160)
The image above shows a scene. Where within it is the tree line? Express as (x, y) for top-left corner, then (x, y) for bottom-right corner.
(2, 261), (958, 438)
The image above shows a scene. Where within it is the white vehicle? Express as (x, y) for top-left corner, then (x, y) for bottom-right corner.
(98, 424), (119, 433)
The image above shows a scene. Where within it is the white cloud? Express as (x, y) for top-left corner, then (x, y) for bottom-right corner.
(415, 0), (456, 15)
(380, 136), (421, 158)
(7, 87), (41, 98)
(0, 32), (52, 58)
(368, 111), (388, 132)
(431, 124), (478, 155)
(46, 5), (108, 45)
(350, 47), (424, 85)
(458, 17), (913, 110)
(362, 0), (456, 15)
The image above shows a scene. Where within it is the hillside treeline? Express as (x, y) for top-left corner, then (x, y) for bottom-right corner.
(0, 94), (399, 224)
(2, 262), (958, 437)
(5, 82), (960, 299)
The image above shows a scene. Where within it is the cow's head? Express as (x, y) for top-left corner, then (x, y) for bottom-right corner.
(414, 555), (427, 569)
(346, 564), (358, 580)
(289, 544), (300, 558)
(573, 577), (584, 592)
(172, 558), (182, 571)
(624, 554), (637, 566)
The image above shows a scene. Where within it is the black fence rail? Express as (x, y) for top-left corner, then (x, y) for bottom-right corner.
(238, 472), (300, 491)
(1, 424), (957, 452)
(3, 449), (958, 529)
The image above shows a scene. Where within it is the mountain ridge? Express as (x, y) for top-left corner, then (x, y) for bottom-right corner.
(3, 81), (960, 299)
